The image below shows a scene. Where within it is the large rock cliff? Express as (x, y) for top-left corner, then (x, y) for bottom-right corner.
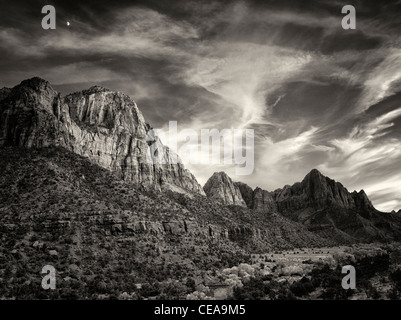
(0, 77), (204, 194)
(235, 182), (277, 213)
(273, 169), (358, 213)
(252, 187), (278, 213)
(234, 182), (254, 208)
(207, 169), (379, 217)
(203, 172), (246, 206)
(205, 169), (401, 242)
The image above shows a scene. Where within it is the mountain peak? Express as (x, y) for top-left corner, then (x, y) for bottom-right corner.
(84, 85), (112, 94)
(273, 168), (364, 212)
(204, 172), (246, 207)
(210, 171), (231, 180)
(306, 168), (324, 178)
(352, 189), (374, 215)
(19, 77), (50, 90)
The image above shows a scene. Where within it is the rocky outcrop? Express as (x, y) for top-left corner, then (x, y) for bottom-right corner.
(0, 77), (204, 194)
(203, 172), (246, 206)
(252, 187), (277, 213)
(207, 169), (380, 217)
(273, 169), (358, 213)
(204, 169), (400, 242)
(234, 182), (254, 208)
(227, 181), (277, 213)
(351, 190), (375, 218)
(265, 169), (398, 242)
(228, 226), (255, 241)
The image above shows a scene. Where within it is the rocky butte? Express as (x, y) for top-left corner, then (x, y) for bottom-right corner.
(203, 172), (246, 207)
(0, 77), (204, 195)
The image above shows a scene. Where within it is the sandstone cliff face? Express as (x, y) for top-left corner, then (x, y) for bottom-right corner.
(203, 172), (246, 206)
(206, 169), (379, 218)
(234, 182), (277, 213)
(274, 169), (359, 213)
(264, 169), (393, 241)
(234, 182), (254, 208)
(0, 77), (204, 194)
(351, 190), (375, 218)
(252, 187), (278, 213)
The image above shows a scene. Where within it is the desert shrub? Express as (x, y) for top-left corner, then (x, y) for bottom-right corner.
(232, 277), (270, 300)
(289, 277), (314, 297)
(161, 282), (188, 299)
(186, 278), (196, 293)
(355, 253), (390, 279)
(138, 282), (161, 298)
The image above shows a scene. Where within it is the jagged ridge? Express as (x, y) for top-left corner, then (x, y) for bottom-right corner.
(206, 169), (401, 243)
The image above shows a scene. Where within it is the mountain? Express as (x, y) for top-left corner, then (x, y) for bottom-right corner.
(0, 77), (342, 299)
(270, 169), (401, 241)
(234, 182), (254, 208)
(0, 77), (204, 195)
(1, 77), (400, 299)
(273, 169), (371, 214)
(203, 172), (246, 206)
(211, 169), (401, 242)
(234, 182), (277, 213)
(252, 188), (278, 213)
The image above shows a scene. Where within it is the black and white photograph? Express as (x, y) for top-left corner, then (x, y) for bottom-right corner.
(1, 0), (401, 307)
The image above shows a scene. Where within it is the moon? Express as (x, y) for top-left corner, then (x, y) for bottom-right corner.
(67, 21), (70, 26)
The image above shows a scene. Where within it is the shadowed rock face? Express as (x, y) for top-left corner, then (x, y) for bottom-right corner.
(271, 169), (379, 217)
(252, 187), (277, 213)
(235, 182), (278, 213)
(351, 190), (375, 218)
(0, 77), (204, 194)
(203, 172), (246, 206)
(234, 182), (254, 208)
(205, 169), (401, 242)
(207, 169), (379, 217)
(273, 169), (358, 213)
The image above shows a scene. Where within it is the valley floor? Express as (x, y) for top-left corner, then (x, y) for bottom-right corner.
(186, 243), (401, 300)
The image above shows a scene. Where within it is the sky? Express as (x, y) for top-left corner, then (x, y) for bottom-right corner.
(1, 0), (401, 211)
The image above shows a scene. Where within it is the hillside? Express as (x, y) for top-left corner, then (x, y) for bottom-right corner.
(0, 146), (334, 299)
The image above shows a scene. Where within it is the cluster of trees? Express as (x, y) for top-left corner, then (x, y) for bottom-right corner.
(232, 278), (296, 300)
(230, 251), (395, 301)
(137, 277), (196, 299)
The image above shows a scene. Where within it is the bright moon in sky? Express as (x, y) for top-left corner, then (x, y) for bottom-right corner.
(67, 21), (70, 26)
